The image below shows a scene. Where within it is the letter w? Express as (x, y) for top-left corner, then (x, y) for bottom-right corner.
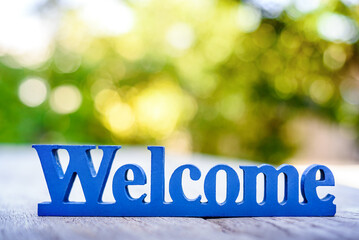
(33, 145), (121, 204)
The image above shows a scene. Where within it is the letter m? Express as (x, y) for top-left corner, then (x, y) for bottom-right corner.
(240, 164), (299, 206)
(33, 145), (121, 205)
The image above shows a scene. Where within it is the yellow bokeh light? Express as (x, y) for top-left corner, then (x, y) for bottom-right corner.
(134, 80), (196, 138)
(116, 36), (145, 61)
(135, 90), (178, 137)
(309, 78), (334, 104)
(323, 45), (347, 70)
(94, 89), (121, 114)
(166, 22), (195, 51)
(236, 4), (262, 33)
(103, 102), (135, 136)
(50, 85), (82, 114)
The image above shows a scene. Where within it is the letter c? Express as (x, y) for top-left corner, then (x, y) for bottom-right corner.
(169, 164), (201, 204)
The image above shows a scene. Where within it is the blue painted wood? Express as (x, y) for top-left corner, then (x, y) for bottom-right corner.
(33, 145), (336, 217)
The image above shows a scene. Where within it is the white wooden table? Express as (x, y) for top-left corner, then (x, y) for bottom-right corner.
(1, 146), (359, 240)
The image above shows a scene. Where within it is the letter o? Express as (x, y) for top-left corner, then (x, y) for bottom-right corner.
(204, 165), (240, 205)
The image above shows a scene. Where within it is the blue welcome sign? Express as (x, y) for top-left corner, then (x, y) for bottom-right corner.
(33, 145), (336, 217)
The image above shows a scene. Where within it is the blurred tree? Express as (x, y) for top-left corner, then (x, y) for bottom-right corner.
(1, 0), (359, 163)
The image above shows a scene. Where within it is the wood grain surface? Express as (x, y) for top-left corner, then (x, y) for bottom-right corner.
(0, 146), (358, 240)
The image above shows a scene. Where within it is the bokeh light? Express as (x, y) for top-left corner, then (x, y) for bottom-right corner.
(2, 0), (359, 163)
(236, 4), (262, 33)
(78, 0), (135, 36)
(166, 23), (195, 51)
(103, 102), (135, 137)
(318, 13), (359, 43)
(18, 78), (48, 107)
(0, 0), (54, 67)
(50, 85), (82, 114)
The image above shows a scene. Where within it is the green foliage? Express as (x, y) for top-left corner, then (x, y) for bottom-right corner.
(1, 0), (359, 163)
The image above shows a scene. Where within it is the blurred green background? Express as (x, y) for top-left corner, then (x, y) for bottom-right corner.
(1, 0), (359, 163)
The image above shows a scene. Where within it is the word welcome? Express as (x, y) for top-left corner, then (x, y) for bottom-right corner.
(33, 145), (336, 217)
